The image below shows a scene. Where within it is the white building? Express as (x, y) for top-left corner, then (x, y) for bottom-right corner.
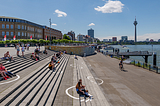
(77, 34), (84, 41)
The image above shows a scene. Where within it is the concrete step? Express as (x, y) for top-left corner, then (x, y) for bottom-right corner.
(21, 55), (68, 106)
(73, 56), (110, 106)
(29, 56), (68, 106)
(45, 56), (69, 106)
(0, 54), (69, 106)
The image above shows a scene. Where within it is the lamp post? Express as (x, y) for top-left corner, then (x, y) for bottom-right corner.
(133, 17), (138, 42)
(49, 18), (51, 45)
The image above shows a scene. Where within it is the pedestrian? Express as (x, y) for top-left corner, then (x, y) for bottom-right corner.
(16, 43), (20, 56)
(21, 45), (25, 57)
(38, 43), (40, 50)
(27, 43), (30, 50)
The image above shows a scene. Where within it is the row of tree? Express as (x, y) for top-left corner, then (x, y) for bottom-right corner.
(0, 39), (86, 44)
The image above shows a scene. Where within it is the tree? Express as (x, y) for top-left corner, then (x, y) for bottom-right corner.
(39, 39), (45, 44)
(63, 34), (71, 40)
(20, 39), (27, 44)
(0, 41), (4, 44)
(4, 40), (10, 44)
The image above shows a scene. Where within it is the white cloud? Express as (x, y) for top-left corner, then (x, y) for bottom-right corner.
(88, 23), (95, 26)
(55, 9), (67, 17)
(94, 0), (124, 13)
(52, 23), (57, 26)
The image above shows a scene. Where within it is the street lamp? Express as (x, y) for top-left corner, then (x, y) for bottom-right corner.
(49, 18), (51, 45)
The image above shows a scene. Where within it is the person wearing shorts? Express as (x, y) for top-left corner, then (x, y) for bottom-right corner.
(21, 45), (25, 57)
(16, 44), (20, 56)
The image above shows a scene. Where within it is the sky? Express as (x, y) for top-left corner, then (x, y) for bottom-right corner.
(0, 0), (160, 41)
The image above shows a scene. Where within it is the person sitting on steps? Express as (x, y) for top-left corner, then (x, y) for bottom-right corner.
(43, 49), (48, 55)
(51, 54), (57, 63)
(76, 79), (93, 99)
(48, 61), (55, 71)
(35, 48), (39, 55)
(0, 63), (16, 78)
(0, 63), (10, 80)
(4, 51), (14, 62)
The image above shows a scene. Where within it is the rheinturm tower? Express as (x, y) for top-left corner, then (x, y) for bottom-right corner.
(133, 17), (138, 42)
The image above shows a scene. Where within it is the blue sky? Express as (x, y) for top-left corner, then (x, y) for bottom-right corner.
(1, 0), (160, 41)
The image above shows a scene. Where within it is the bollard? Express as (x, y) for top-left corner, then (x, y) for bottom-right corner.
(149, 64), (151, 71)
(153, 52), (157, 67)
(156, 66), (158, 73)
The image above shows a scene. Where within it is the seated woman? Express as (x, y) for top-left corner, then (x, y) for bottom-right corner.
(0, 63), (10, 80)
(0, 63), (16, 78)
(31, 53), (36, 60)
(48, 61), (55, 70)
(76, 79), (93, 99)
(35, 54), (39, 61)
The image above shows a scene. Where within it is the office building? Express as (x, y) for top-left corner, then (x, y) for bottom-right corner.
(43, 26), (62, 40)
(112, 37), (117, 42)
(103, 39), (108, 42)
(121, 36), (128, 41)
(0, 16), (62, 41)
(88, 28), (94, 38)
(77, 34), (84, 41)
(67, 31), (75, 41)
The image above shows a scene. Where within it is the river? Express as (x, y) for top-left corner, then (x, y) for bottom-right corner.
(111, 45), (160, 67)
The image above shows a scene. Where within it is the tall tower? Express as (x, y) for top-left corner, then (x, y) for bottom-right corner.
(88, 28), (94, 38)
(133, 17), (138, 42)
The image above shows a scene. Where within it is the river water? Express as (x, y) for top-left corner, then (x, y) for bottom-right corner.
(111, 45), (160, 67)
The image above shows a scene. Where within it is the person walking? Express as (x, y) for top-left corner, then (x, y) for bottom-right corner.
(16, 44), (20, 56)
(21, 45), (25, 57)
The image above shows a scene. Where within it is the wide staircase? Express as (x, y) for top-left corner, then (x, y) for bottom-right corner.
(0, 50), (70, 106)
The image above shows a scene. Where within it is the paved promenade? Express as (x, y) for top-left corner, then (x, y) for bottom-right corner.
(0, 46), (45, 58)
(84, 53), (160, 106)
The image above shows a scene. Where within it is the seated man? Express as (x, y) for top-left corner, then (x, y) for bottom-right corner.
(4, 51), (14, 61)
(75, 80), (92, 99)
(43, 49), (48, 55)
(51, 54), (57, 62)
(75, 55), (78, 60)
(56, 53), (61, 58)
(0, 63), (10, 80)
(48, 61), (55, 70)
(31, 53), (36, 60)
(35, 48), (39, 55)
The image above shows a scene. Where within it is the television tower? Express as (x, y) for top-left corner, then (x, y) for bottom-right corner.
(133, 17), (138, 42)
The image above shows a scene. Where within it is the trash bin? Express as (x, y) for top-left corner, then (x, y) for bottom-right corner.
(110, 55), (113, 58)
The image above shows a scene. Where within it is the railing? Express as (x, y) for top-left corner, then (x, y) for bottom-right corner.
(130, 59), (160, 74)
(102, 51), (160, 74)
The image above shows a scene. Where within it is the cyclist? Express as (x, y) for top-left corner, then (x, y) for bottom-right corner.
(119, 59), (123, 70)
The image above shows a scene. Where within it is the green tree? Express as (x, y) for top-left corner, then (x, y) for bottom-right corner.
(0, 41), (4, 44)
(4, 40), (10, 44)
(39, 39), (45, 44)
(63, 34), (71, 40)
(10, 40), (19, 44)
(20, 39), (28, 44)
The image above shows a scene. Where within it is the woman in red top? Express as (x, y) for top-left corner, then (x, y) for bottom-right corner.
(0, 63), (10, 80)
